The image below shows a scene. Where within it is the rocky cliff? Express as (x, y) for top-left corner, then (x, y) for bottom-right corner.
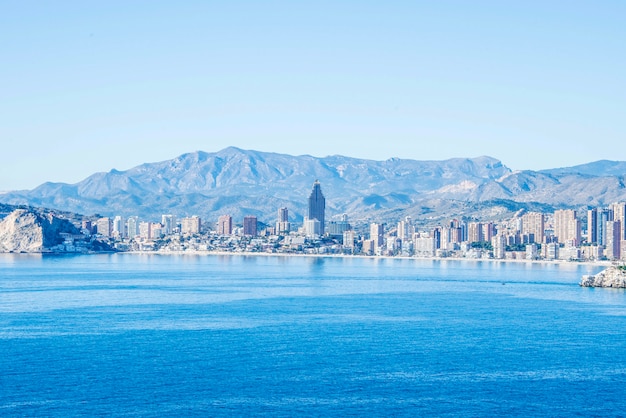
(580, 266), (626, 288)
(0, 209), (83, 252)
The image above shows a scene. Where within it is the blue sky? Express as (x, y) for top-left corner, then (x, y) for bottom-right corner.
(1, 1), (624, 191)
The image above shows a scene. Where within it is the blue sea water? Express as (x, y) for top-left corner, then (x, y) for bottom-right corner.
(1, 253), (625, 417)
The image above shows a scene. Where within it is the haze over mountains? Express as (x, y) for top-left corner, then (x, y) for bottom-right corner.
(1, 147), (625, 224)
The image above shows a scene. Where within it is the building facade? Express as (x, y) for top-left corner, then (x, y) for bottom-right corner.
(308, 181), (326, 233)
(243, 216), (258, 236)
(217, 215), (232, 235)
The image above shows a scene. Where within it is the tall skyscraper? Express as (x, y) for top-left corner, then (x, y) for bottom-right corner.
(308, 180), (325, 233)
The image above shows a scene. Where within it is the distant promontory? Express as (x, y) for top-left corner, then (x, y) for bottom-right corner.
(0, 208), (112, 253)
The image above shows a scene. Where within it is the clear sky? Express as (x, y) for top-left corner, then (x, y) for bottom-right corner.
(1, 1), (624, 191)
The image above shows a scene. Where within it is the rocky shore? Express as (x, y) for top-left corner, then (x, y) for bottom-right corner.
(580, 265), (626, 288)
(0, 208), (112, 253)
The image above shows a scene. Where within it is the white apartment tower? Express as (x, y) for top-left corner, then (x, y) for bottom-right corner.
(370, 223), (384, 248)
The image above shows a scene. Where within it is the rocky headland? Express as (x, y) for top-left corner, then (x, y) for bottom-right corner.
(0, 208), (111, 253)
(580, 266), (626, 288)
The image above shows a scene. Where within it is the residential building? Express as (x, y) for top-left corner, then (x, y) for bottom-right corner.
(127, 216), (139, 238)
(522, 212), (545, 243)
(610, 202), (626, 241)
(243, 216), (257, 236)
(606, 220), (621, 260)
(304, 217), (322, 237)
(96, 217), (111, 237)
(276, 207), (290, 234)
(467, 222), (483, 243)
(554, 209), (581, 246)
(370, 223), (384, 248)
(161, 215), (175, 235)
(587, 208), (598, 244)
(181, 216), (201, 235)
(217, 215), (232, 235)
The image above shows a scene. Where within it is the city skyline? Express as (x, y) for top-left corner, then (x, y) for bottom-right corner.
(2, 2), (625, 191)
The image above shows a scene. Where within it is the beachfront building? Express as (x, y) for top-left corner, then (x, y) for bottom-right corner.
(370, 223), (384, 249)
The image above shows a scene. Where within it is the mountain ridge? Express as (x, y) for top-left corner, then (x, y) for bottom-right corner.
(1, 148), (624, 224)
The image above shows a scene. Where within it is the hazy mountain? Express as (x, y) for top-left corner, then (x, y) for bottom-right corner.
(540, 160), (626, 177)
(1, 147), (624, 225)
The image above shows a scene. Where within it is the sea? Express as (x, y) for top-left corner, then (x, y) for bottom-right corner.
(1, 253), (626, 417)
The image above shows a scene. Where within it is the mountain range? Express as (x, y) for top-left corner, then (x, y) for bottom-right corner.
(1, 147), (625, 225)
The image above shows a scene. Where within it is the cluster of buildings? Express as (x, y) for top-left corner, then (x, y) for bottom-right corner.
(85, 181), (626, 262)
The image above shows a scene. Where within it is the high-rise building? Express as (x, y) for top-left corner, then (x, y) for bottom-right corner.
(610, 202), (626, 241)
(370, 223), (384, 247)
(328, 214), (351, 238)
(304, 218), (322, 237)
(597, 208), (612, 246)
(606, 220), (621, 260)
(96, 217), (111, 237)
(522, 212), (545, 243)
(276, 207), (290, 234)
(467, 222), (483, 243)
(278, 207), (289, 222)
(217, 215), (232, 235)
(587, 208), (598, 244)
(308, 180), (325, 233)
(243, 216), (257, 236)
(139, 221), (151, 239)
(342, 230), (355, 249)
(492, 234), (506, 259)
(482, 222), (495, 242)
(81, 220), (92, 234)
(554, 209), (581, 246)
(181, 216), (201, 235)
(161, 214), (175, 235)
(127, 216), (139, 238)
(150, 222), (163, 239)
(112, 216), (124, 238)
(397, 216), (414, 241)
